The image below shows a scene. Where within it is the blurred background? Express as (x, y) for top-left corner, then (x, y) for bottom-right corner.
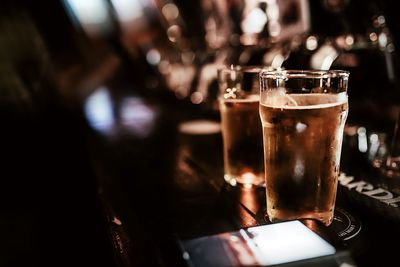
(1, 0), (400, 266)
(3, 0), (400, 129)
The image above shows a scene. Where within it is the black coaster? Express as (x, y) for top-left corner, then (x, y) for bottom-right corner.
(331, 207), (362, 241)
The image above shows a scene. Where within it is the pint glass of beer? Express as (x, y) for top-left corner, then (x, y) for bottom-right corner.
(218, 66), (268, 187)
(259, 70), (349, 226)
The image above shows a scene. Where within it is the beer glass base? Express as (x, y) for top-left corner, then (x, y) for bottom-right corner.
(224, 174), (265, 188)
(266, 210), (334, 226)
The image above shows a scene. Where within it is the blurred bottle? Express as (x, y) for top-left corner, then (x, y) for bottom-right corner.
(368, 132), (389, 168)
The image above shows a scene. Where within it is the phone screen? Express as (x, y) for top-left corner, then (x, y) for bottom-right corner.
(181, 220), (337, 266)
(242, 220), (336, 266)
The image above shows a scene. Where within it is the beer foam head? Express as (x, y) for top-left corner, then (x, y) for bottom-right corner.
(262, 87), (298, 107)
(261, 89), (347, 109)
(221, 94), (260, 103)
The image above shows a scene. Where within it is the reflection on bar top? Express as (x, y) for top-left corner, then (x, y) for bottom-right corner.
(179, 120), (221, 135)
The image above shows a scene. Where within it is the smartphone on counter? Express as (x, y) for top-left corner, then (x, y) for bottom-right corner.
(180, 220), (355, 267)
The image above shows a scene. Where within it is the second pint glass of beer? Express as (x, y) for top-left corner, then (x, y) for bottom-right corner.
(259, 70), (349, 226)
(218, 66), (266, 187)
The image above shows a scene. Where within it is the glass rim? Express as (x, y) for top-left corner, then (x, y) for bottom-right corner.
(260, 69), (350, 79)
(218, 65), (277, 74)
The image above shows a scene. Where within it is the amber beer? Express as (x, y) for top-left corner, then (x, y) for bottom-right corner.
(260, 93), (348, 226)
(219, 94), (264, 186)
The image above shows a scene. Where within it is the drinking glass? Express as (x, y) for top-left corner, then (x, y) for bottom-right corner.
(218, 66), (269, 187)
(259, 69), (349, 226)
